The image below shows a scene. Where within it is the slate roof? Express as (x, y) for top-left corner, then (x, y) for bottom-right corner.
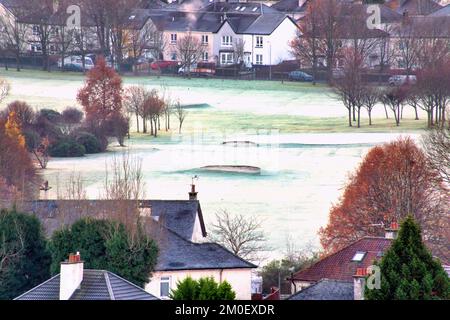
(291, 237), (392, 282)
(26, 199), (206, 241)
(430, 4), (450, 15)
(146, 4), (295, 35)
(287, 279), (354, 300)
(386, 0), (443, 15)
(272, 0), (309, 13)
(15, 270), (158, 300)
(153, 226), (257, 271)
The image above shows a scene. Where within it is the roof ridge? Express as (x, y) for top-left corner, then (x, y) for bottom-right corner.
(104, 272), (115, 300)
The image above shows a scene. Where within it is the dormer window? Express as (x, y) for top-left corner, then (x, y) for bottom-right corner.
(352, 251), (366, 262)
(129, 15), (136, 20)
(235, 6), (240, 10)
(240, 7), (246, 11)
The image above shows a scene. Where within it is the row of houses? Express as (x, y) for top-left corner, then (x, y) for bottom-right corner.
(1, 0), (450, 71)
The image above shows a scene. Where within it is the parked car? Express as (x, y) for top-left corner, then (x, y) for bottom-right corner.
(388, 75), (417, 86)
(57, 56), (95, 71)
(150, 60), (179, 70)
(288, 70), (314, 81)
(178, 62), (216, 77)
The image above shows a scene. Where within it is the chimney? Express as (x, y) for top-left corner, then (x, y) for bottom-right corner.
(189, 183), (198, 200)
(353, 267), (368, 300)
(385, 221), (399, 240)
(59, 252), (84, 300)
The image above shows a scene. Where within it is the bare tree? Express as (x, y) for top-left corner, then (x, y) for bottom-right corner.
(103, 150), (145, 201)
(332, 49), (364, 127)
(0, 4), (28, 71)
(381, 86), (408, 126)
(209, 209), (267, 263)
(177, 32), (202, 78)
(361, 86), (380, 126)
(423, 127), (450, 186)
(174, 101), (187, 134)
(290, 1), (324, 84)
(124, 85), (146, 133)
(393, 18), (420, 76)
(54, 25), (77, 71)
(59, 172), (87, 200)
(233, 38), (245, 66)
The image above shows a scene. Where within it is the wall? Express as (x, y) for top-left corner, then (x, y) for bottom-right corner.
(213, 21), (241, 64)
(162, 30), (214, 63)
(266, 17), (297, 65)
(146, 268), (253, 300)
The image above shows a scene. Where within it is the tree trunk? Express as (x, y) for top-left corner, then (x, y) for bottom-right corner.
(136, 113), (140, 133)
(368, 110), (372, 126)
(384, 105), (389, 119)
(348, 108), (353, 127)
(357, 107), (361, 128)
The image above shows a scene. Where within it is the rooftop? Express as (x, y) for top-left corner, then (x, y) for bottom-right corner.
(15, 269), (158, 300)
(287, 279), (354, 300)
(291, 237), (392, 282)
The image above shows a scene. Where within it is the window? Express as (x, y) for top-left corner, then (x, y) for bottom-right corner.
(202, 51), (209, 61)
(201, 34), (209, 45)
(170, 33), (177, 44)
(171, 52), (177, 60)
(256, 36), (263, 48)
(31, 44), (42, 52)
(160, 277), (171, 297)
(352, 251), (366, 262)
(252, 7), (258, 12)
(255, 54), (263, 65)
(222, 35), (232, 46)
(129, 15), (136, 20)
(235, 6), (240, 11)
(32, 25), (40, 36)
(220, 52), (233, 65)
(240, 7), (246, 11)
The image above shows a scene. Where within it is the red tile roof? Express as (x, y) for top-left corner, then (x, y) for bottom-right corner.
(291, 237), (393, 282)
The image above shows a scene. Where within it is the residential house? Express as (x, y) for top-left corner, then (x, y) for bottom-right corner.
(15, 253), (159, 300)
(288, 223), (449, 300)
(137, 3), (298, 66)
(205, 2), (299, 66)
(23, 187), (257, 300)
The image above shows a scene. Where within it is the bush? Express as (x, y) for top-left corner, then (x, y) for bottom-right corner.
(48, 218), (158, 287)
(0, 209), (51, 300)
(170, 277), (236, 300)
(23, 129), (41, 152)
(74, 132), (102, 154)
(49, 139), (86, 157)
(39, 109), (62, 123)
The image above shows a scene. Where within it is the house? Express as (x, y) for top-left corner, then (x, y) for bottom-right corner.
(288, 235), (393, 299)
(15, 253), (158, 300)
(145, 225), (257, 299)
(138, 3), (298, 66)
(22, 187), (257, 300)
(288, 222), (449, 300)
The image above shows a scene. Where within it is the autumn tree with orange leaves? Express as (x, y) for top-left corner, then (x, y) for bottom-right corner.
(319, 137), (449, 262)
(77, 57), (128, 146)
(0, 111), (37, 205)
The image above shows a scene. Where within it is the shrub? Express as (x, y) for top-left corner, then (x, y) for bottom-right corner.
(170, 277), (236, 300)
(74, 132), (102, 154)
(49, 139), (86, 157)
(0, 209), (51, 300)
(39, 109), (62, 123)
(48, 218), (158, 287)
